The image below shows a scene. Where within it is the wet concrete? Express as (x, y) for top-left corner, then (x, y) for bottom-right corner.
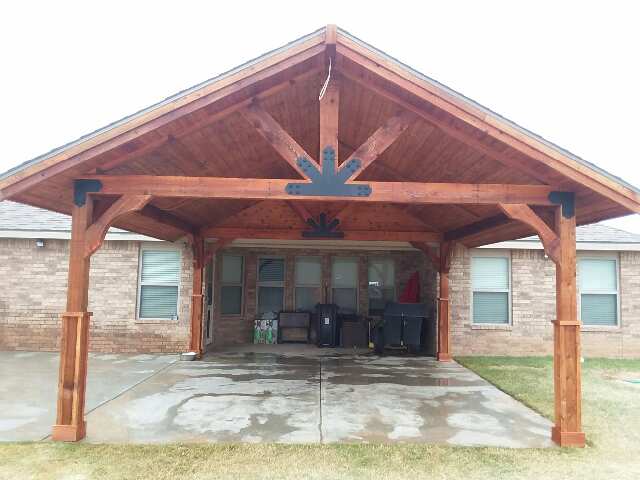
(0, 349), (554, 447)
(0, 351), (177, 441)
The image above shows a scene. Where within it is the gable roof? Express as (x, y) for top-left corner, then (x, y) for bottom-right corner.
(0, 25), (638, 247)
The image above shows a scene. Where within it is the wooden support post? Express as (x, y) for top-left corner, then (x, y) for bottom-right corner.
(52, 201), (93, 441)
(551, 199), (586, 447)
(437, 241), (454, 362)
(189, 234), (205, 358)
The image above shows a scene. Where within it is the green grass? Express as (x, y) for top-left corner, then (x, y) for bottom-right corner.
(2, 357), (639, 480)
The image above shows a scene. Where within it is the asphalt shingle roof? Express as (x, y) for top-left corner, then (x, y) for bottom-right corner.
(1, 200), (639, 244)
(0, 201), (128, 233)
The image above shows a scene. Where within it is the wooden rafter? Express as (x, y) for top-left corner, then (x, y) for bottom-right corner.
(201, 226), (440, 243)
(498, 203), (561, 263)
(83, 175), (557, 206)
(240, 102), (314, 179)
(443, 214), (510, 242)
(139, 204), (196, 235)
(84, 195), (152, 257)
(340, 110), (415, 182)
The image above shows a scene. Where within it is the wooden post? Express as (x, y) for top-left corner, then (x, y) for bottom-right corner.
(52, 202), (93, 441)
(437, 241), (453, 362)
(189, 234), (205, 357)
(551, 199), (586, 447)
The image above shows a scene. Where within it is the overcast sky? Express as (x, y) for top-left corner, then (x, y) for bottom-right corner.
(1, 1), (639, 232)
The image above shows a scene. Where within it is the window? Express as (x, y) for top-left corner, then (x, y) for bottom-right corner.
(332, 257), (358, 314)
(579, 258), (618, 326)
(295, 256), (322, 311)
(471, 254), (510, 324)
(257, 257), (285, 316)
(220, 255), (243, 315)
(368, 258), (395, 314)
(138, 249), (181, 319)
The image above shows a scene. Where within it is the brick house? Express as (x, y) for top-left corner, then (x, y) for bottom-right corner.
(2, 200), (638, 358)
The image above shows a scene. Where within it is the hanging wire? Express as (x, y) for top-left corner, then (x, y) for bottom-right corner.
(318, 57), (332, 101)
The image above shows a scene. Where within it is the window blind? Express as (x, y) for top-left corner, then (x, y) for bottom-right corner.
(138, 250), (180, 319)
(579, 258), (618, 326)
(259, 258), (284, 283)
(472, 256), (509, 324)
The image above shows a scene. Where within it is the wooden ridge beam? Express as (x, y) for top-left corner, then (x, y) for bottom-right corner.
(240, 102), (315, 179)
(202, 226), (441, 243)
(84, 195), (152, 257)
(82, 175), (557, 206)
(499, 203), (561, 263)
(319, 74), (340, 170)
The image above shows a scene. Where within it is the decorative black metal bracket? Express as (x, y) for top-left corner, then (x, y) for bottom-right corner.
(302, 212), (345, 238)
(73, 179), (102, 207)
(548, 191), (575, 219)
(285, 146), (372, 197)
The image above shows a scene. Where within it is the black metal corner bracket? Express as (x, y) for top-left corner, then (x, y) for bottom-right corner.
(285, 146), (371, 197)
(302, 212), (345, 238)
(73, 179), (102, 207)
(548, 191), (575, 219)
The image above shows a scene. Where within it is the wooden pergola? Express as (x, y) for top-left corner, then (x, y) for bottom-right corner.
(1, 25), (639, 447)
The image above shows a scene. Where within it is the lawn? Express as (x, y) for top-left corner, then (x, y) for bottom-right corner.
(1, 357), (639, 480)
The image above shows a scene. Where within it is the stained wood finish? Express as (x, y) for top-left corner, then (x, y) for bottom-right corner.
(83, 175), (557, 206)
(190, 235), (205, 357)
(84, 195), (152, 257)
(53, 202), (93, 441)
(437, 241), (454, 362)
(319, 75), (340, 170)
(203, 226), (440, 242)
(551, 205), (585, 447)
(498, 203), (560, 263)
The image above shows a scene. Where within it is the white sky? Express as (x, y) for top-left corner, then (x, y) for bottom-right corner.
(1, 1), (639, 232)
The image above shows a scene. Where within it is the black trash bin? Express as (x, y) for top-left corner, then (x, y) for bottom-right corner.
(382, 302), (427, 352)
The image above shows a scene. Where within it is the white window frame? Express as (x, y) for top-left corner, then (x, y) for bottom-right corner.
(331, 256), (359, 314)
(220, 253), (244, 316)
(294, 255), (322, 311)
(577, 252), (620, 328)
(470, 249), (512, 325)
(256, 255), (285, 315)
(136, 243), (182, 322)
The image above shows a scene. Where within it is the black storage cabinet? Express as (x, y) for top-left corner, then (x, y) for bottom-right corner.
(316, 304), (339, 347)
(381, 302), (427, 350)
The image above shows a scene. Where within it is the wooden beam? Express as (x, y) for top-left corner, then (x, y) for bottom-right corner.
(551, 203), (585, 447)
(84, 175), (557, 206)
(340, 110), (415, 182)
(498, 203), (560, 263)
(139, 205), (196, 234)
(190, 234), (205, 358)
(0, 40), (325, 198)
(286, 201), (313, 224)
(437, 241), (454, 362)
(52, 202), (93, 442)
(202, 227), (441, 243)
(444, 214), (510, 242)
(84, 195), (152, 257)
(319, 75), (340, 170)
(240, 102), (315, 179)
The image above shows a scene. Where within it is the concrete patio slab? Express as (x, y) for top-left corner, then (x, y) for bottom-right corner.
(0, 351), (177, 441)
(0, 349), (553, 447)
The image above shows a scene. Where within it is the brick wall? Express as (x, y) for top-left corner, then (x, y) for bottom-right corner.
(0, 238), (192, 353)
(211, 247), (436, 347)
(449, 245), (640, 359)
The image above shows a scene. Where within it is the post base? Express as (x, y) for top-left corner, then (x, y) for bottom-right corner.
(551, 426), (585, 447)
(437, 352), (452, 362)
(52, 422), (86, 442)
